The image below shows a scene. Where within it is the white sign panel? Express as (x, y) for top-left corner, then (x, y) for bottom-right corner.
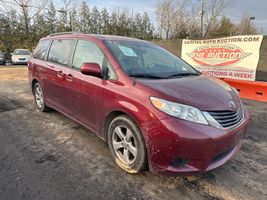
(181, 35), (263, 81)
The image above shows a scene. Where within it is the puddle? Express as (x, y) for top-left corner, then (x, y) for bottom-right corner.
(35, 153), (59, 164)
(0, 98), (22, 113)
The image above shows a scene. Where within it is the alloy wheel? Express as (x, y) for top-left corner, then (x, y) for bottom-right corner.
(35, 84), (44, 109)
(112, 125), (137, 164)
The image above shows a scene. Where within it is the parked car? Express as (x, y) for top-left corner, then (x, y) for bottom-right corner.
(28, 33), (249, 175)
(0, 49), (6, 65)
(11, 49), (31, 65)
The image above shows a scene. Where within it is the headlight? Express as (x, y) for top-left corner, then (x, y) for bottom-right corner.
(150, 97), (209, 125)
(150, 97), (223, 129)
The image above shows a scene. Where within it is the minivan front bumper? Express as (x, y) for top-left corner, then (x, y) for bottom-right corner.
(141, 108), (249, 175)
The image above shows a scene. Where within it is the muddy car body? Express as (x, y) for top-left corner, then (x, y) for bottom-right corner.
(28, 33), (249, 175)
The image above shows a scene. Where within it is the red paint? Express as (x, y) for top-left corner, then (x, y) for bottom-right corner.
(80, 63), (102, 77)
(28, 34), (250, 175)
(190, 44), (251, 66)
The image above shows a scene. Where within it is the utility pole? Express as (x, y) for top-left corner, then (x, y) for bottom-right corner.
(131, 9), (134, 37)
(247, 16), (255, 34)
(199, 0), (205, 38)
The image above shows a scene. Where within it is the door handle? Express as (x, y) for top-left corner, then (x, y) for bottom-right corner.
(57, 71), (64, 78)
(66, 74), (73, 82)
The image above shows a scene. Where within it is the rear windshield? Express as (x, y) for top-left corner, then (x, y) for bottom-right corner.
(13, 50), (31, 55)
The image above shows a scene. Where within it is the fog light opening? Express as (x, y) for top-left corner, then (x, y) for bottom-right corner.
(170, 158), (188, 168)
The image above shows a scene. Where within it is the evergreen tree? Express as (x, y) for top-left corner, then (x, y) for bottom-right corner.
(70, 7), (79, 32)
(141, 12), (154, 39)
(134, 13), (142, 38)
(79, 1), (91, 33)
(110, 10), (118, 35)
(33, 14), (47, 36)
(46, 2), (57, 33)
(0, 1), (156, 54)
(100, 8), (110, 34)
(57, 9), (69, 32)
(90, 6), (101, 34)
(211, 16), (235, 37)
(117, 11), (130, 36)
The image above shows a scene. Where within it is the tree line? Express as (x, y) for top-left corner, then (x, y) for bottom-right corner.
(0, 0), (154, 53)
(156, 0), (258, 39)
(0, 0), (259, 53)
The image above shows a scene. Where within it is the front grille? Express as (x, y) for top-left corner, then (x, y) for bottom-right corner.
(208, 109), (243, 128)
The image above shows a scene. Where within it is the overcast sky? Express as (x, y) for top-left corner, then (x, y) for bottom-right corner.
(56, 0), (267, 34)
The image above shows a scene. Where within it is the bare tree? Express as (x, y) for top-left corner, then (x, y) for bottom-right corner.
(0, 0), (49, 35)
(235, 12), (258, 35)
(57, 0), (74, 31)
(156, 0), (187, 39)
(203, 0), (232, 37)
(187, 5), (201, 38)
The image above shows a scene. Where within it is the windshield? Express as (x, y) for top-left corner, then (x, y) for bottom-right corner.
(13, 49), (31, 55)
(104, 40), (199, 79)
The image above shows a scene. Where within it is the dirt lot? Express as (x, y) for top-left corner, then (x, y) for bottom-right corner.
(0, 66), (266, 200)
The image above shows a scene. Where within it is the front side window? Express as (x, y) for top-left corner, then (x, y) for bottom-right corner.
(48, 39), (74, 66)
(104, 40), (199, 79)
(33, 40), (50, 60)
(72, 40), (117, 79)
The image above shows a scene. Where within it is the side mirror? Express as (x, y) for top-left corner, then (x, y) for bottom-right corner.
(80, 63), (102, 77)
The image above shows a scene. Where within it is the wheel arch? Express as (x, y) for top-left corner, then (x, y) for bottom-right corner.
(102, 109), (142, 141)
(31, 79), (39, 94)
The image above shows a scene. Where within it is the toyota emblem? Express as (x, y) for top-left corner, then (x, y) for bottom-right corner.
(229, 100), (236, 110)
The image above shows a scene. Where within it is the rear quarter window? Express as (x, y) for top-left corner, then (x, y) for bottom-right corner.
(33, 40), (50, 60)
(47, 39), (74, 66)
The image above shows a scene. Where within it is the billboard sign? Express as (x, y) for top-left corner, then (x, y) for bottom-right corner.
(181, 35), (263, 81)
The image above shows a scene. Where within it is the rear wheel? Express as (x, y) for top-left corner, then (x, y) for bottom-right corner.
(33, 83), (50, 112)
(108, 115), (147, 173)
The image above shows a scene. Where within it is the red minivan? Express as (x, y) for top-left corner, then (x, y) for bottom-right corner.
(28, 33), (249, 175)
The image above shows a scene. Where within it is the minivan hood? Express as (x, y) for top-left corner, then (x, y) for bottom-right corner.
(136, 75), (241, 111)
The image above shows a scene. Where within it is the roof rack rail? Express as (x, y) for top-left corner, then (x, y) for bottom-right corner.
(48, 32), (85, 37)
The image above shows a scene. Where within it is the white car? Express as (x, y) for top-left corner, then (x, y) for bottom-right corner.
(11, 49), (31, 65)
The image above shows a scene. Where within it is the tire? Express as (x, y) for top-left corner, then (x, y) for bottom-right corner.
(108, 115), (148, 173)
(33, 82), (50, 112)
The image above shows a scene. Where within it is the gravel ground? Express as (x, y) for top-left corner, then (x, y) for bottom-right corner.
(0, 66), (266, 200)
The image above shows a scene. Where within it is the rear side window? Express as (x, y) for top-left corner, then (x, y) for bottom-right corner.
(48, 39), (73, 66)
(33, 40), (50, 60)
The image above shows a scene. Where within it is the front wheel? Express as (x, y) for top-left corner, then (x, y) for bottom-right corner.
(33, 83), (50, 112)
(108, 115), (148, 173)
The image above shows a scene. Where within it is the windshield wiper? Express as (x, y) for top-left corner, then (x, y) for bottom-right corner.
(166, 72), (199, 78)
(129, 74), (164, 79)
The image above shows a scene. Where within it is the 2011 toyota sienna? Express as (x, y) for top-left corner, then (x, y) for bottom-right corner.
(28, 33), (249, 175)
